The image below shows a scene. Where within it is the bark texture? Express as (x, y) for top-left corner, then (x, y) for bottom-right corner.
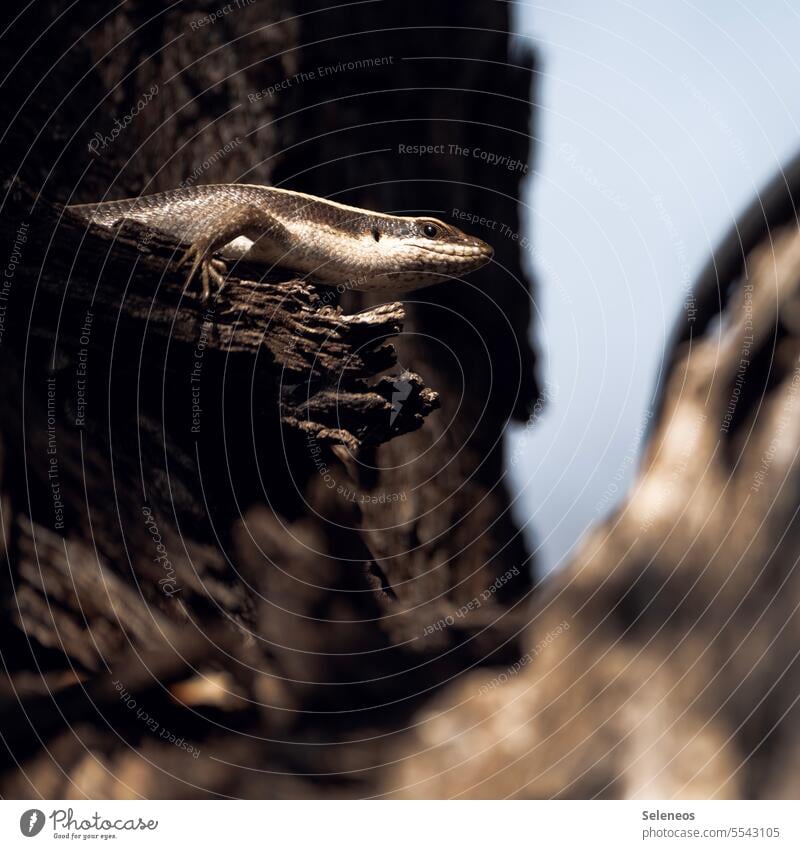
(0, 0), (538, 797)
(5, 0), (792, 802)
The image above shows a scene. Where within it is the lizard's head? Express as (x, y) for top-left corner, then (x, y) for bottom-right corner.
(358, 214), (494, 291)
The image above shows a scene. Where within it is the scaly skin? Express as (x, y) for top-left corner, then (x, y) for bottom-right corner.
(69, 184), (494, 300)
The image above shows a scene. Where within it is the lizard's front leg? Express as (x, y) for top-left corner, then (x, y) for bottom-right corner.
(178, 203), (291, 301)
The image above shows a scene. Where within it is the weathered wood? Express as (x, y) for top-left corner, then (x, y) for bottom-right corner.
(0, 0), (537, 798)
(277, 0), (539, 606)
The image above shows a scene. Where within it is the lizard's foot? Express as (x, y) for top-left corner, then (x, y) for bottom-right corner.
(178, 242), (229, 302)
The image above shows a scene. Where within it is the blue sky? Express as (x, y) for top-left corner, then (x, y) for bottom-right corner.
(506, 1), (800, 573)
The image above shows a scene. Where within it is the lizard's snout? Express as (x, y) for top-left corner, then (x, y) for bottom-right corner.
(467, 236), (493, 267)
(476, 238), (493, 259)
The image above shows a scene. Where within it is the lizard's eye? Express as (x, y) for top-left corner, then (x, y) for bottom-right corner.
(423, 223), (440, 239)
(372, 228), (381, 242)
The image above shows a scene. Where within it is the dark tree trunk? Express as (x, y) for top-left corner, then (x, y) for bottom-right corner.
(0, 0), (539, 797)
(3, 0), (794, 802)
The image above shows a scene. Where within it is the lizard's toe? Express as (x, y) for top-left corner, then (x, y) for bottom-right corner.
(209, 258), (228, 291)
(178, 241), (216, 297)
(200, 264), (211, 302)
(177, 243), (197, 268)
(194, 257), (228, 302)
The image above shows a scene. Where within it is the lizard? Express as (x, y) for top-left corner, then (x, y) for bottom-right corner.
(68, 184), (494, 300)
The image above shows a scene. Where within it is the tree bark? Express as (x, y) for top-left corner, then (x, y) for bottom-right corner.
(0, 0), (538, 797)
